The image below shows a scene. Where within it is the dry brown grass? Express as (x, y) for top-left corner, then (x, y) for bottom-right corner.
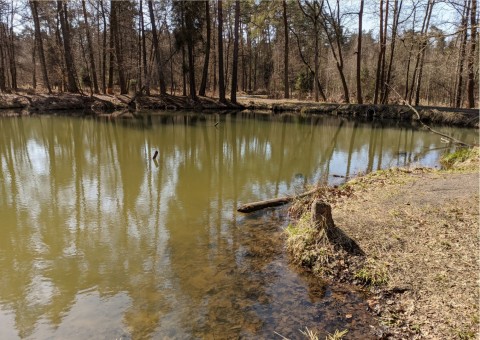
(286, 147), (479, 338)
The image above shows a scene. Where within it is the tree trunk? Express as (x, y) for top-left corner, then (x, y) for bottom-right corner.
(455, 3), (469, 107)
(107, 1), (114, 93)
(247, 26), (252, 92)
(321, 1), (349, 102)
(0, 32), (5, 92)
(57, 1), (79, 93)
(100, 0), (107, 94)
(185, 5), (197, 101)
(414, 0), (434, 106)
(379, 0), (389, 102)
(82, 0), (99, 94)
(182, 45), (187, 96)
(199, 1), (211, 96)
(7, 26), (17, 90)
(140, 0), (150, 95)
(230, 0), (240, 103)
(467, 0), (477, 108)
(314, 21), (319, 102)
(30, 1), (51, 93)
(111, 1), (127, 94)
(382, 0), (402, 104)
(148, 0), (167, 95)
(32, 38), (36, 89)
(356, 0), (364, 104)
(283, 0), (289, 99)
(373, 0), (384, 104)
(217, 0), (226, 102)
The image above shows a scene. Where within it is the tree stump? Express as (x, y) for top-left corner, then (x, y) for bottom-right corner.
(311, 199), (364, 255)
(311, 200), (335, 231)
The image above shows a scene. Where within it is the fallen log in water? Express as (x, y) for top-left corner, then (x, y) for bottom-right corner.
(237, 188), (318, 213)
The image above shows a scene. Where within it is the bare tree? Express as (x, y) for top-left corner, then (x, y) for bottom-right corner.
(82, 0), (99, 94)
(297, 0), (324, 102)
(467, 0), (477, 108)
(148, 0), (167, 95)
(199, 1), (211, 97)
(57, 0), (79, 93)
(283, 0), (289, 99)
(30, 1), (51, 93)
(321, 0), (350, 103)
(356, 0), (364, 104)
(414, 0), (435, 106)
(382, 0), (403, 104)
(218, 0), (226, 102)
(230, 0), (240, 102)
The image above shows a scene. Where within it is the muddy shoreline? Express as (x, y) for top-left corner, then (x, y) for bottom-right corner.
(0, 92), (477, 128)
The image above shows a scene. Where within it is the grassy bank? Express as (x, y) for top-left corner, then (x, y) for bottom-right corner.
(286, 147), (479, 339)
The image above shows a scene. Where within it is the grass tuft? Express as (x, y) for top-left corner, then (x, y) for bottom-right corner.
(325, 329), (348, 340)
(354, 259), (389, 286)
(440, 147), (479, 170)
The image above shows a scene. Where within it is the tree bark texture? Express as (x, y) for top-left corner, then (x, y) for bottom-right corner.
(148, 0), (167, 95)
(30, 1), (51, 93)
(199, 1), (211, 97)
(57, 1), (79, 93)
(82, 0), (99, 94)
(217, 0), (226, 102)
(230, 0), (240, 103)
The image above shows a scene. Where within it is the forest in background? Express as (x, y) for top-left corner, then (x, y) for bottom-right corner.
(0, 0), (477, 108)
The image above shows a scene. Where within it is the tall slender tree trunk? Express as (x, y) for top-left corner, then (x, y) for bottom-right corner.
(314, 20), (319, 102)
(140, 0), (150, 95)
(7, 25), (17, 90)
(100, 0), (107, 93)
(414, 0), (434, 106)
(30, 1), (51, 93)
(199, 1), (211, 96)
(217, 0), (226, 102)
(111, 1), (127, 94)
(230, 1), (240, 103)
(373, 0), (384, 104)
(82, 0), (99, 94)
(455, 2), (470, 107)
(0, 32), (5, 92)
(32, 38), (36, 89)
(247, 26), (252, 92)
(185, 4), (197, 100)
(107, 0), (115, 93)
(148, 0), (167, 95)
(404, 8), (417, 101)
(467, 0), (477, 108)
(379, 0), (389, 102)
(283, 0), (289, 99)
(382, 0), (402, 104)
(356, 0), (364, 104)
(57, 1), (79, 93)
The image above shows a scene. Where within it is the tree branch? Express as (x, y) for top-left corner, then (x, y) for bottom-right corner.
(387, 84), (472, 147)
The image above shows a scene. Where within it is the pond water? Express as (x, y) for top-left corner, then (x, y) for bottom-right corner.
(0, 112), (476, 339)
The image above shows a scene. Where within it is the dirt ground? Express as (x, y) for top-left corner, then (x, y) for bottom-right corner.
(327, 155), (479, 338)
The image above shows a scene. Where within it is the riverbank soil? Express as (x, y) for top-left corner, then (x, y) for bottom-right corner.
(0, 91), (478, 128)
(0, 92), (241, 116)
(237, 97), (479, 128)
(297, 149), (479, 338)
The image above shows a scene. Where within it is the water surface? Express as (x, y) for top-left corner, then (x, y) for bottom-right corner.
(0, 113), (476, 339)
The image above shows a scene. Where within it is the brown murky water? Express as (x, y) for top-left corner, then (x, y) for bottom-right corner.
(0, 113), (476, 339)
